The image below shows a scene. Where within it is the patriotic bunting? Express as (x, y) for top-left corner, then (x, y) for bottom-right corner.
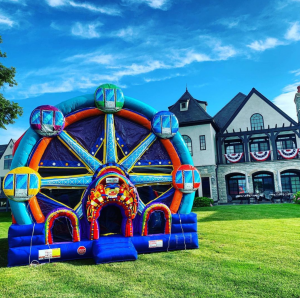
(250, 150), (271, 161)
(278, 149), (299, 159)
(224, 153), (244, 163)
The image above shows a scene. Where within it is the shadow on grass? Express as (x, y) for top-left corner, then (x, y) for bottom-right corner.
(194, 204), (300, 222)
(0, 238), (8, 268)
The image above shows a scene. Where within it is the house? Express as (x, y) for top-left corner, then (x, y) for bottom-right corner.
(0, 139), (15, 210)
(169, 86), (300, 203)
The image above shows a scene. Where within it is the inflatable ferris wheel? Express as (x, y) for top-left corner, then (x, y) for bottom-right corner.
(4, 84), (200, 266)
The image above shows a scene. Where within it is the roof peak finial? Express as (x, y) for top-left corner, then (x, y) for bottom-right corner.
(186, 83), (188, 92)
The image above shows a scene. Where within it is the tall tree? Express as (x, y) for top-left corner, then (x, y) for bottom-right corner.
(0, 36), (23, 130)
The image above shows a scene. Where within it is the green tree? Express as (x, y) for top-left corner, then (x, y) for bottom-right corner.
(0, 36), (23, 130)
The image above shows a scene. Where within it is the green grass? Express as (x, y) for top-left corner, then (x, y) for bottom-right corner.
(1, 204), (300, 297)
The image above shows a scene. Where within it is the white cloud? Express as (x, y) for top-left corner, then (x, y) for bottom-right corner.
(45, 0), (121, 15)
(69, 1), (120, 16)
(1, 126), (26, 144)
(144, 73), (183, 82)
(247, 37), (283, 51)
(216, 15), (252, 30)
(213, 44), (237, 60)
(2, 0), (26, 4)
(291, 69), (300, 76)
(172, 50), (211, 68)
(0, 13), (14, 27)
(64, 52), (116, 64)
(114, 26), (142, 40)
(285, 22), (300, 41)
(273, 92), (297, 120)
(45, 0), (66, 7)
(26, 79), (75, 95)
(122, 0), (172, 10)
(71, 21), (102, 39)
(115, 60), (167, 77)
(83, 54), (115, 65)
(273, 81), (300, 120)
(282, 81), (300, 93)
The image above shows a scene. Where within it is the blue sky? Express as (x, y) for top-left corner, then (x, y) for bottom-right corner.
(1, 0), (300, 143)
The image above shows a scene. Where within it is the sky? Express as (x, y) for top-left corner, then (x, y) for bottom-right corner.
(1, 0), (300, 143)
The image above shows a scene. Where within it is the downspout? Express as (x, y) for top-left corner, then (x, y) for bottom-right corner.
(215, 165), (220, 202)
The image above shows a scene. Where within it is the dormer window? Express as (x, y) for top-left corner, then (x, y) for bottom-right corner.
(180, 99), (189, 111)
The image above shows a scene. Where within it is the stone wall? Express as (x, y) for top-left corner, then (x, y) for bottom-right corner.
(196, 165), (218, 201)
(217, 159), (300, 203)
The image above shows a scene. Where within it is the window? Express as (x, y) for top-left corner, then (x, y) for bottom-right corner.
(250, 113), (264, 130)
(200, 135), (206, 150)
(276, 134), (297, 160)
(249, 137), (271, 161)
(227, 174), (246, 196)
(281, 171), (300, 193)
(180, 100), (189, 111)
(4, 155), (13, 170)
(182, 135), (192, 156)
(0, 177), (3, 194)
(224, 139), (244, 163)
(253, 173), (274, 193)
(276, 135), (297, 150)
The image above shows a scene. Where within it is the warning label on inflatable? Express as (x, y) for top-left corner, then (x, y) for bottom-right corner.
(38, 248), (61, 260)
(149, 240), (163, 248)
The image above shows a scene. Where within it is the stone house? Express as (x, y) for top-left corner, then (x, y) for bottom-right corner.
(0, 139), (15, 210)
(169, 86), (300, 203)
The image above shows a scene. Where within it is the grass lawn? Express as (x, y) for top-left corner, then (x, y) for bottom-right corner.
(1, 204), (300, 297)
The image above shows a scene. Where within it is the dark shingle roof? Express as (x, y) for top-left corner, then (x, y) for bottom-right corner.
(168, 89), (207, 109)
(213, 92), (247, 129)
(168, 90), (213, 125)
(0, 144), (8, 159)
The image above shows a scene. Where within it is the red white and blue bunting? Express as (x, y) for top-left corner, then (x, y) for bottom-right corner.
(278, 149), (299, 159)
(250, 150), (271, 161)
(224, 153), (244, 163)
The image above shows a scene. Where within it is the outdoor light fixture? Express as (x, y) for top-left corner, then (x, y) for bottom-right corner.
(211, 176), (215, 184)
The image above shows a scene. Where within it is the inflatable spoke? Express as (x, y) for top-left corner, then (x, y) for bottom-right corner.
(103, 114), (118, 163)
(41, 175), (93, 188)
(58, 131), (102, 173)
(120, 133), (157, 171)
(129, 173), (172, 186)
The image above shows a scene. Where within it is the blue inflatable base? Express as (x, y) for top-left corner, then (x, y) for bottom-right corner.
(7, 213), (199, 267)
(8, 232), (198, 267)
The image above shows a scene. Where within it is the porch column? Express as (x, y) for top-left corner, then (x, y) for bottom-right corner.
(277, 170), (282, 192)
(270, 132), (277, 161)
(243, 133), (250, 162)
(245, 174), (250, 193)
(217, 136), (223, 164)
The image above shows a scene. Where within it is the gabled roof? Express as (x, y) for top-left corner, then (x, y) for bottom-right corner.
(213, 92), (247, 130)
(0, 139), (15, 159)
(215, 88), (299, 133)
(0, 144), (7, 159)
(168, 89), (217, 129)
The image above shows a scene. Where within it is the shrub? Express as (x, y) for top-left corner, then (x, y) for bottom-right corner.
(193, 196), (214, 207)
(293, 191), (300, 204)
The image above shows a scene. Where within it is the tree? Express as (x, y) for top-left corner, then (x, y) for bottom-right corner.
(0, 36), (23, 130)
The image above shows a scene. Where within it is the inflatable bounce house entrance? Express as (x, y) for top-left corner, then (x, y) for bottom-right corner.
(3, 84), (199, 266)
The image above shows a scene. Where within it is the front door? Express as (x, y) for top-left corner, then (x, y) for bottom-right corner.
(202, 177), (211, 198)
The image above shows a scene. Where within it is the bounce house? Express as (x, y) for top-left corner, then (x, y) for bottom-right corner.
(3, 84), (199, 267)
